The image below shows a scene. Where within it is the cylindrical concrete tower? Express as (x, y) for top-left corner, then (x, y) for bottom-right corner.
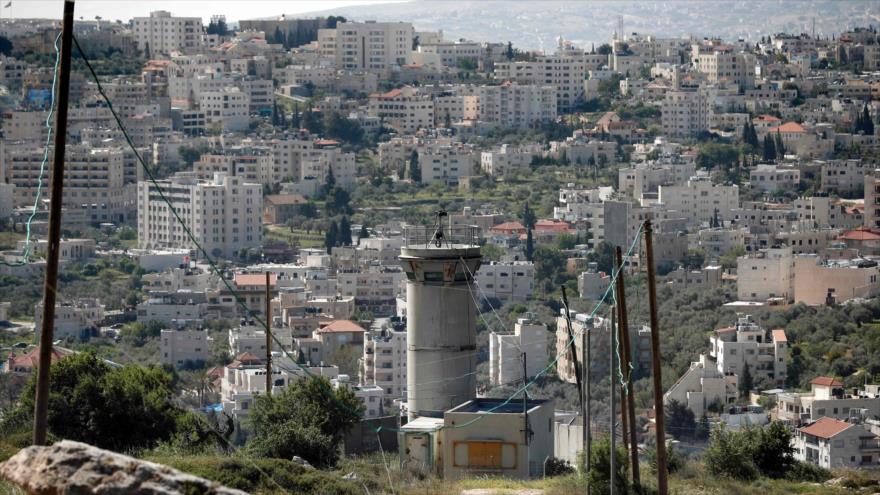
(399, 218), (481, 420)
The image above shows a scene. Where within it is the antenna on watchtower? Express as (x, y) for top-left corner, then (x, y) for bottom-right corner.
(431, 210), (448, 247)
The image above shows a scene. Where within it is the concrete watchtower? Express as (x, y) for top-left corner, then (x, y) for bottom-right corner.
(399, 212), (482, 420)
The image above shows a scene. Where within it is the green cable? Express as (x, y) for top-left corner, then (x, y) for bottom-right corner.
(0, 33), (62, 267)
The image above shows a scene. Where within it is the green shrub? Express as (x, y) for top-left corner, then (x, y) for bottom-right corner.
(578, 435), (630, 494)
(785, 461), (832, 483)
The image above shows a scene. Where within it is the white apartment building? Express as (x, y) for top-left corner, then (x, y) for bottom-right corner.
(337, 268), (405, 316)
(480, 144), (540, 176)
(489, 316), (548, 386)
(160, 328), (210, 368)
(461, 82), (557, 129)
(416, 141), (477, 186)
(696, 227), (747, 257)
(300, 145), (357, 190)
(710, 314), (788, 386)
(750, 164), (801, 192)
(132, 11), (203, 55)
(691, 44), (755, 90)
(665, 354), (735, 417)
(6, 145), (132, 224)
(494, 48), (586, 112)
(199, 87), (250, 132)
(418, 41), (483, 68)
(368, 86), (434, 134)
(360, 327), (406, 404)
(737, 246), (795, 302)
(34, 299), (104, 340)
(820, 159), (869, 196)
(137, 173), (262, 259)
(136, 292), (207, 326)
(659, 175), (739, 226)
(194, 152), (274, 185)
(320, 21), (413, 77)
(474, 261), (535, 303)
(795, 417), (880, 469)
(618, 161), (697, 199)
(865, 172), (880, 230)
(578, 268), (611, 300)
(779, 377), (880, 424)
(661, 87), (710, 138)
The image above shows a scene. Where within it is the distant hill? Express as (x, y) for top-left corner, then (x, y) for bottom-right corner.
(300, 0), (879, 51)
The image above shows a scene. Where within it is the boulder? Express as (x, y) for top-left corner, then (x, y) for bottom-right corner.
(0, 440), (249, 494)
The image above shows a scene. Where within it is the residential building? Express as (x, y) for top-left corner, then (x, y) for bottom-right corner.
(779, 377), (880, 425)
(199, 87), (250, 132)
(658, 175), (739, 226)
(474, 261), (534, 303)
(132, 11), (203, 54)
(794, 255), (880, 305)
(709, 315), (789, 388)
(137, 173), (262, 259)
(821, 159), (870, 196)
(461, 82), (557, 129)
(864, 172), (880, 230)
(665, 354), (736, 417)
(665, 265), (723, 289)
(360, 326), (407, 404)
(794, 417), (880, 469)
(160, 328), (210, 367)
(4, 346), (71, 375)
(480, 144), (540, 176)
(737, 246), (795, 302)
(320, 21), (414, 77)
(661, 87), (710, 138)
(416, 140), (477, 186)
(34, 299), (104, 340)
(578, 266), (611, 300)
(691, 42), (755, 89)
(489, 316), (548, 386)
(750, 164), (801, 192)
(494, 45), (586, 112)
(368, 86), (434, 133)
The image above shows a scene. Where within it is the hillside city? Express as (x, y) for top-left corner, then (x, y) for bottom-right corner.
(0, 3), (880, 494)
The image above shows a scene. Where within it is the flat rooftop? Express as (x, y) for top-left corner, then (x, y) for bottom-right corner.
(448, 398), (550, 414)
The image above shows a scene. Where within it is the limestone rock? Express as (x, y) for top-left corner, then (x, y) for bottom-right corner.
(0, 440), (249, 494)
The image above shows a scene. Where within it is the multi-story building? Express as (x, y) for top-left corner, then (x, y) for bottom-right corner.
(368, 86), (434, 134)
(417, 40), (484, 68)
(337, 268), (404, 316)
(131, 11), (203, 55)
(658, 175), (739, 226)
(416, 140), (477, 186)
(864, 172), (880, 230)
(474, 261), (534, 303)
(618, 161), (696, 199)
(160, 328), (210, 368)
(661, 87), (710, 138)
(320, 21), (413, 77)
(821, 159), (870, 196)
(709, 315), (789, 387)
(794, 417), (880, 469)
(794, 255), (880, 305)
(691, 43), (755, 90)
(360, 326), (407, 404)
(480, 144), (540, 176)
(489, 316), (548, 387)
(5, 145), (133, 225)
(736, 246), (795, 302)
(779, 377), (880, 425)
(556, 311), (652, 384)
(194, 151), (274, 185)
(34, 299), (104, 340)
(494, 45), (586, 112)
(750, 164), (801, 192)
(137, 172), (262, 259)
(460, 82), (557, 129)
(199, 87), (250, 132)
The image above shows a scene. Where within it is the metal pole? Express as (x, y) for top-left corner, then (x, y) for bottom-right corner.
(644, 220), (668, 495)
(584, 317), (591, 495)
(522, 352), (530, 476)
(33, 0), (75, 447)
(610, 309), (616, 495)
(615, 246), (641, 490)
(265, 271), (272, 397)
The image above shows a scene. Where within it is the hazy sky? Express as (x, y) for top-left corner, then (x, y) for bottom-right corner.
(0, 1), (399, 22)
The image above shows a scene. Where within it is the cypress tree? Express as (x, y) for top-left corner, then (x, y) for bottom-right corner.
(864, 104), (875, 135)
(339, 216), (352, 246)
(525, 229), (534, 261)
(763, 134), (776, 161)
(409, 150), (421, 183)
(775, 130), (785, 157)
(325, 221), (338, 254)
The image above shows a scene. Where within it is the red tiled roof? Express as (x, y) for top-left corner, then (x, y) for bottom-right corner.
(315, 139), (340, 146)
(235, 352), (262, 363)
(774, 122), (806, 133)
(715, 326), (736, 334)
(811, 376), (844, 387)
(317, 320), (365, 333)
(489, 221), (526, 234)
(235, 273), (278, 287)
(534, 219), (574, 232)
(753, 114), (781, 123)
(839, 228), (880, 241)
(771, 329), (787, 343)
(798, 417), (856, 439)
(7, 346), (69, 371)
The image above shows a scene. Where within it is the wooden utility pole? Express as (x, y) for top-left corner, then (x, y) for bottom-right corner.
(33, 0), (75, 447)
(610, 309), (617, 495)
(560, 287), (588, 491)
(522, 352), (531, 474)
(644, 220), (668, 494)
(265, 271), (272, 396)
(615, 246), (640, 490)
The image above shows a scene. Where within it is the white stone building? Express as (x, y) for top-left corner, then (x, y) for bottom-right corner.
(489, 316), (548, 387)
(132, 11), (203, 54)
(736, 246), (795, 302)
(794, 417), (880, 469)
(360, 327), (407, 405)
(658, 175), (739, 226)
(661, 87), (710, 138)
(199, 87), (250, 132)
(137, 173), (262, 259)
(160, 328), (210, 367)
(34, 299), (104, 341)
(749, 164), (801, 192)
(319, 21), (413, 77)
(368, 86), (434, 134)
(474, 261), (534, 303)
